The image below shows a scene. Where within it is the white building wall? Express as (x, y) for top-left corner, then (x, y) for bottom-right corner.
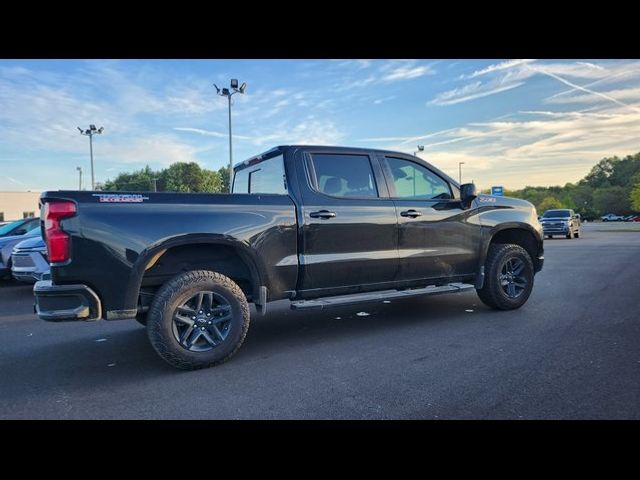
(0, 192), (42, 221)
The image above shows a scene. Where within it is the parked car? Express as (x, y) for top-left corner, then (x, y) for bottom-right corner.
(0, 228), (41, 280)
(623, 215), (638, 222)
(34, 145), (544, 370)
(0, 217), (40, 238)
(540, 209), (581, 239)
(11, 233), (49, 283)
(601, 213), (625, 222)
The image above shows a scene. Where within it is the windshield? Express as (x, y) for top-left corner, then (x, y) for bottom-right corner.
(542, 209), (571, 218)
(0, 219), (25, 236)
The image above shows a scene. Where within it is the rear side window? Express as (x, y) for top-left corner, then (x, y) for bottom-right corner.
(233, 155), (287, 194)
(310, 153), (378, 198)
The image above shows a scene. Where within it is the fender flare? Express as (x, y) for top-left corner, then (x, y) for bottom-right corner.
(123, 233), (268, 312)
(475, 222), (543, 288)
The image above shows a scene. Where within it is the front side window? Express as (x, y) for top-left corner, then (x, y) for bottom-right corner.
(385, 157), (452, 200)
(232, 155), (286, 194)
(310, 153), (378, 198)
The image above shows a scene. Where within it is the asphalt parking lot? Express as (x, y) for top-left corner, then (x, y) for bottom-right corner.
(1, 224), (639, 419)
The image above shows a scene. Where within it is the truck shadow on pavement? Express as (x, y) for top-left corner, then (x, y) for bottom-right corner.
(1, 293), (488, 398)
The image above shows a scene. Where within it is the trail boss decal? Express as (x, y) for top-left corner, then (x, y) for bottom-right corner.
(92, 194), (149, 203)
(478, 196), (497, 203)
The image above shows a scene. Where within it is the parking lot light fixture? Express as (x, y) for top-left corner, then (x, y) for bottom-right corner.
(78, 125), (104, 190)
(414, 145), (424, 157)
(214, 79), (247, 193)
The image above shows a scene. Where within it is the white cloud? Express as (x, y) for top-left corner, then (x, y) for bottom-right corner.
(463, 59), (536, 79)
(382, 65), (432, 82)
(430, 81), (525, 106)
(431, 60), (636, 107)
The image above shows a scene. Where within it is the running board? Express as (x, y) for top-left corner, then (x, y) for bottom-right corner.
(290, 283), (475, 311)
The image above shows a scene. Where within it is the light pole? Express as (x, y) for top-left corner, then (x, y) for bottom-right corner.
(76, 166), (83, 190)
(458, 162), (465, 184)
(78, 125), (104, 190)
(214, 79), (247, 193)
(414, 145), (424, 156)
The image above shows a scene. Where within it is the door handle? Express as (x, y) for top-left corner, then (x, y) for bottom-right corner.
(309, 210), (337, 219)
(400, 209), (422, 218)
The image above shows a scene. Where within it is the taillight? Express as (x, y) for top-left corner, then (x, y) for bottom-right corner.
(44, 201), (76, 263)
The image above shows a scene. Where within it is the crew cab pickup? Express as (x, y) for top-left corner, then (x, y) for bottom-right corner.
(34, 146), (544, 369)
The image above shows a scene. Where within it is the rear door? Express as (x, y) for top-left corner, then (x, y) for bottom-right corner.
(295, 148), (399, 295)
(379, 155), (480, 282)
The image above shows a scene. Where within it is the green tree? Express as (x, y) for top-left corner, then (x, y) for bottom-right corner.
(218, 165), (231, 193)
(592, 186), (630, 215)
(537, 196), (563, 212)
(102, 165), (158, 191)
(630, 177), (640, 212)
(103, 162), (226, 193)
(160, 162), (222, 193)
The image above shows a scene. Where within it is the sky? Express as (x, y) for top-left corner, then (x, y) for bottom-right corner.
(1, 58), (639, 192)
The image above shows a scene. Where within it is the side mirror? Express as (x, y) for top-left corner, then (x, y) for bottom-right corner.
(460, 183), (477, 208)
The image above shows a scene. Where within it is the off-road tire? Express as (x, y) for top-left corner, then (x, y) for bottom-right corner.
(476, 243), (535, 310)
(147, 270), (250, 370)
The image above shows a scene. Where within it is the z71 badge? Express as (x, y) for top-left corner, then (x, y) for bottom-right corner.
(92, 193), (149, 203)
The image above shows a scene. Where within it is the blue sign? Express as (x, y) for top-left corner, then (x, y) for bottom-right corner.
(491, 186), (504, 196)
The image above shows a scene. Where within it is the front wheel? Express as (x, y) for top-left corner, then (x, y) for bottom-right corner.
(147, 270), (250, 370)
(476, 244), (535, 310)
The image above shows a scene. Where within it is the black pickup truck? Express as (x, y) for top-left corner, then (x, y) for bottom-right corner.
(34, 145), (544, 369)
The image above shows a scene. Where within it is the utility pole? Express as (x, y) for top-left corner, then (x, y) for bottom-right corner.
(76, 166), (83, 190)
(214, 79), (247, 192)
(458, 162), (465, 184)
(78, 125), (104, 190)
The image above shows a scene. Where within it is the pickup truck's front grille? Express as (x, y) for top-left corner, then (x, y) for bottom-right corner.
(11, 254), (36, 268)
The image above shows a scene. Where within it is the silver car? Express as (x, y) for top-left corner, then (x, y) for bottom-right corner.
(11, 234), (50, 283)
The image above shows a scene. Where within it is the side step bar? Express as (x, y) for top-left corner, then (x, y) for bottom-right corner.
(290, 283), (475, 311)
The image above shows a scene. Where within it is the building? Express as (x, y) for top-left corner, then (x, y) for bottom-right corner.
(0, 192), (42, 222)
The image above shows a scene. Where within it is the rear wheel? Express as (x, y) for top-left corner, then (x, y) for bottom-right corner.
(575, 229), (580, 238)
(476, 243), (534, 310)
(147, 270), (250, 370)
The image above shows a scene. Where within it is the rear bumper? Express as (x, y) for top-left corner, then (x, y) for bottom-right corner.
(34, 280), (102, 322)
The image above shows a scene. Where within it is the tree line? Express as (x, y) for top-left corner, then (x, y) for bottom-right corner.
(100, 163), (231, 193)
(481, 152), (640, 219)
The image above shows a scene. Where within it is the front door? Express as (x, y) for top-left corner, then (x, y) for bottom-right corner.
(379, 155), (480, 283)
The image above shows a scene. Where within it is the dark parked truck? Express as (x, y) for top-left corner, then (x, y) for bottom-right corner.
(34, 146), (544, 369)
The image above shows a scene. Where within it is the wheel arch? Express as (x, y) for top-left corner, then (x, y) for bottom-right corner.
(125, 234), (268, 313)
(476, 223), (543, 288)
